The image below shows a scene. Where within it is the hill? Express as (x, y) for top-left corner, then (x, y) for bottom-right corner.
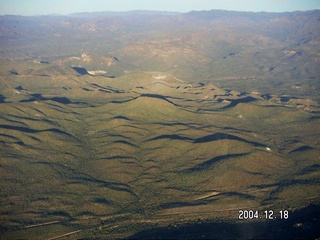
(0, 10), (319, 84)
(0, 9), (319, 239)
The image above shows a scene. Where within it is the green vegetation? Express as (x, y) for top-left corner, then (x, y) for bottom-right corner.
(0, 9), (319, 239)
(0, 64), (319, 238)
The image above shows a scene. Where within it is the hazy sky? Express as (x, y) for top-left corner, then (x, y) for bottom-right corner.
(0, 0), (319, 16)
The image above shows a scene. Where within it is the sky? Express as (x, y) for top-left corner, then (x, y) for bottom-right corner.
(0, 0), (319, 16)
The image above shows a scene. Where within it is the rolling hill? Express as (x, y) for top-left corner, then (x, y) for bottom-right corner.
(0, 9), (319, 239)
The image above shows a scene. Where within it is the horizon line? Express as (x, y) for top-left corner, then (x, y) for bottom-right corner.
(1, 8), (319, 17)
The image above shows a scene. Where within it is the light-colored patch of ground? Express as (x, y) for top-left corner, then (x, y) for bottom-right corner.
(195, 191), (220, 201)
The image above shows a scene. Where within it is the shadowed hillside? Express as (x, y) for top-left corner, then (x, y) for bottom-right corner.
(0, 9), (319, 239)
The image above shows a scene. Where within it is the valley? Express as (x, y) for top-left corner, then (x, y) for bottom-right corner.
(0, 9), (319, 239)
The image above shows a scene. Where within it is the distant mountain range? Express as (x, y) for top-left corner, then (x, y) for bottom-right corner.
(0, 10), (319, 83)
(1, 10), (320, 239)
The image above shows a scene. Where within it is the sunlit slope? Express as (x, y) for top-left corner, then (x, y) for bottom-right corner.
(0, 66), (319, 238)
(1, 11), (320, 83)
